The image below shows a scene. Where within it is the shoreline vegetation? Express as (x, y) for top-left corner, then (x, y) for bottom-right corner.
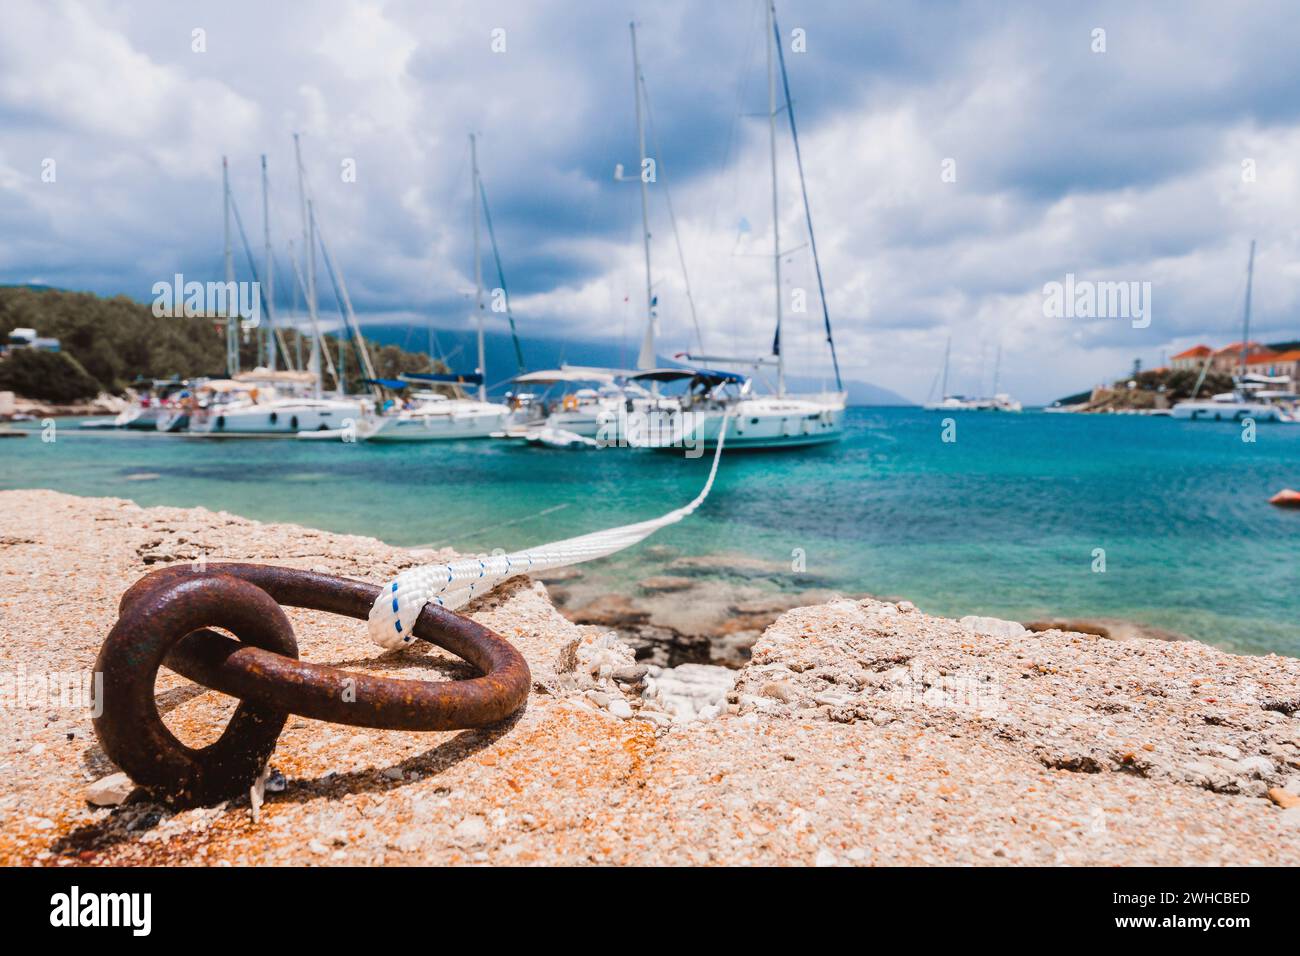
(0, 285), (442, 408)
(2, 489), (1297, 865)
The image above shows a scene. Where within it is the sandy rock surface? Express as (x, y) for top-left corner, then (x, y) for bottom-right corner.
(1, 490), (1298, 865)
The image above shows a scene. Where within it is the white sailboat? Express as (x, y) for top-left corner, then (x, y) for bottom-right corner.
(672, 1), (847, 449)
(1172, 241), (1299, 424)
(363, 135), (511, 442)
(185, 154), (365, 437)
(923, 338), (1022, 412)
(496, 26), (673, 450)
(186, 370), (366, 435)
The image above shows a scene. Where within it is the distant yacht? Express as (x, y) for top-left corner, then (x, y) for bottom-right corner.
(922, 337), (1022, 412)
(1171, 241), (1300, 424)
(81, 377), (194, 431)
(924, 394), (1023, 413)
(1170, 374), (1299, 423)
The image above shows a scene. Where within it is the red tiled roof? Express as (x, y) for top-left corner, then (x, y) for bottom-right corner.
(1171, 345), (1211, 359)
(1213, 341), (1273, 356)
(1244, 351), (1284, 365)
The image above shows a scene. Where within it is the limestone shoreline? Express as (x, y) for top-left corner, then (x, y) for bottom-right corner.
(1, 489), (1297, 866)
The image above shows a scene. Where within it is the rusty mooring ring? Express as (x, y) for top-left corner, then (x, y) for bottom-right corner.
(94, 563), (531, 806)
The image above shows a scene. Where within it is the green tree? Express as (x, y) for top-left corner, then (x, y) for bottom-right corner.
(0, 348), (101, 402)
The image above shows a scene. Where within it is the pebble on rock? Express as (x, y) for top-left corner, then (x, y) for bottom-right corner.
(85, 771), (135, 807)
(1268, 787), (1300, 809)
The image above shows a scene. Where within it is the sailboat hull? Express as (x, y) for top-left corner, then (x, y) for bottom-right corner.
(363, 401), (510, 441)
(700, 398), (845, 448)
(188, 399), (366, 435)
(1170, 400), (1297, 422)
(625, 395), (846, 450)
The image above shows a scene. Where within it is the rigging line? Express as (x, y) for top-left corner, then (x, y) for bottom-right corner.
(227, 191), (295, 370)
(639, 69), (706, 356)
(477, 177), (527, 372)
(412, 503), (572, 549)
(284, 236), (341, 388)
(316, 227), (354, 362)
(709, 0), (762, 240)
(771, 2), (844, 392)
(314, 212), (379, 385)
(262, 182), (304, 370)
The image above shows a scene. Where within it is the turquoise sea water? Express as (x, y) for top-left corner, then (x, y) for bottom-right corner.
(2, 408), (1298, 657)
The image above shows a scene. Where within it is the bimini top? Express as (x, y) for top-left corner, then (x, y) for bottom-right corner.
(628, 367), (747, 386)
(234, 369), (316, 385)
(400, 371), (484, 386)
(359, 377), (410, 391)
(196, 379), (253, 394)
(510, 368), (617, 386)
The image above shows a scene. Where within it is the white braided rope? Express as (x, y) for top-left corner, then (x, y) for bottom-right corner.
(366, 413), (730, 648)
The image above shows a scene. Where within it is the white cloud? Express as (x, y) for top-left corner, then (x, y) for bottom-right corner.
(2, 0), (1300, 403)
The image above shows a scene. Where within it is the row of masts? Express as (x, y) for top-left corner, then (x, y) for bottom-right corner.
(216, 1), (830, 409)
(219, 140), (380, 398)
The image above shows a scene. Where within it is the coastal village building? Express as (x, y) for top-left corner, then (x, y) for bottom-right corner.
(1210, 341), (1271, 373)
(1170, 345), (1211, 371)
(1246, 349), (1300, 380)
(2, 327), (60, 354)
(1170, 341), (1300, 380)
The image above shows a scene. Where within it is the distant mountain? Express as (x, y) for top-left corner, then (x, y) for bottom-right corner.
(783, 372), (912, 407)
(358, 322), (911, 405)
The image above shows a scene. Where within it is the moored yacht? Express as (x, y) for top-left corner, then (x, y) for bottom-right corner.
(1171, 375), (1299, 422)
(622, 368), (842, 449)
(1170, 241), (1298, 424)
(499, 368), (628, 439)
(362, 135), (516, 443)
(360, 375), (510, 441)
(671, 3), (848, 450)
(186, 370), (367, 435)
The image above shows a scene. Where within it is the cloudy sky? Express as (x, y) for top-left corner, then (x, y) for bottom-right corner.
(2, 0), (1299, 402)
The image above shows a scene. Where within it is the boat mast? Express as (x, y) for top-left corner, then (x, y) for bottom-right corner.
(766, 1), (785, 396)
(1240, 238), (1255, 375)
(261, 154), (275, 370)
(294, 133), (323, 397)
(771, 0), (843, 393)
(631, 22), (656, 371)
(992, 343), (1002, 396)
(471, 133), (487, 401)
(222, 156), (238, 376)
(940, 335), (951, 398)
(314, 208), (380, 394)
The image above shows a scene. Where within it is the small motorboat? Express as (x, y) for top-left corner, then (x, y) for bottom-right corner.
(525, 426), (600, 449)
(1268, 488), (1300, 508)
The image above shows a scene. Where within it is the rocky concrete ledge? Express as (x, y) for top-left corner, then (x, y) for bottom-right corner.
(1, 490), (1296, 865)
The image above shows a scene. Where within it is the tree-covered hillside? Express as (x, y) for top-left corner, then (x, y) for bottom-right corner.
(0, 286), (438, 401)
